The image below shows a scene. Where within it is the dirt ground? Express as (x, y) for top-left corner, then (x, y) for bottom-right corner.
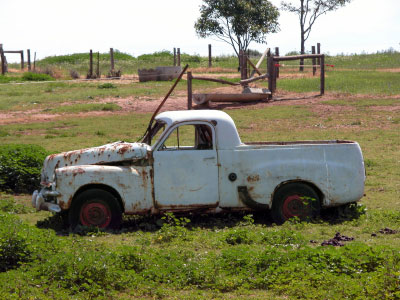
(1, 83), (399, 125)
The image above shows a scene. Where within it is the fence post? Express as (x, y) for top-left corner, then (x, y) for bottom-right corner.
(317, 43), (321, 65)
(275, 47), (280, 78)
(110, 48), (114, 72)
(208, 44), (212, 67)
(177, 48), (181, 66)
(312, 46), (316, 76)
(320, 55), (325, 95)
(173, 48), (176, 66)
(27, 49), (31, 71)
(33, 52), (36, 71)
(187, 71), (193, 110)
(267, 55), (275, 95)
(0, 44), (4, 75)
(20, 51), (24, 70)
(89, 49), (93, 78)
(96, 52), (100, 78)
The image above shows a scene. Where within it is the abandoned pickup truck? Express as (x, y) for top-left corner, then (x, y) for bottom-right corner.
(32, 110), (365, 228)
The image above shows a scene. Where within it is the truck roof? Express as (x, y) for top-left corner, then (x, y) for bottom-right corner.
(155, 110), (242, 149)
(155, 110), (233, 125)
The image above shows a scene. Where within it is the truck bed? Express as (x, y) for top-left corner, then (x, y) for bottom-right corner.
(244, 140), (355, 146)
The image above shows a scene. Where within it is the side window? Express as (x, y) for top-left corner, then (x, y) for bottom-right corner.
(159, 124), (214, 151)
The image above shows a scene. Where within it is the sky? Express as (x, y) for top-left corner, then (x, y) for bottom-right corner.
(1, 0), (400, 62)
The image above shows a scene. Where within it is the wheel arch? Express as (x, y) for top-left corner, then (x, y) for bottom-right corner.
(72, 183), (125, 213)
(272, 179), (325, 206)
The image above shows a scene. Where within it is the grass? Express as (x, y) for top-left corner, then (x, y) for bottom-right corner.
(275, 69), (400, 95)
(0, 81), (183, 112)
(0, 51), (399, 299)
(50, 102), (121, 113)
(0, 76), (234, 112)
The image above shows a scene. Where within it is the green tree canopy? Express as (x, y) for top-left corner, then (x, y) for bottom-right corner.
(195, 0), (280, 56)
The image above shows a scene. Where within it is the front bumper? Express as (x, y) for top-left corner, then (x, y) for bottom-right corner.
(32, 189), (62, 213)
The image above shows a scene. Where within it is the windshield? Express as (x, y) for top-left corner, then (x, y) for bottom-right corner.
(142, 121), (166, 146)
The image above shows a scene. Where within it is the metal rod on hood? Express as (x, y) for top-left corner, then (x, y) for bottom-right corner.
(141, 64), (189, 143)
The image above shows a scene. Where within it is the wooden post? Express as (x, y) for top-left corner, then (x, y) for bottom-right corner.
(267, 56), (275, 95)
(33, 52), (36, 71)
(208, 44), (212, 67)
(96, 52), (100, 78)
(27, 49), (31, 71)
(177, 48), (181, 66)
(0, 44), (5, 75)
(110, 48), (114, 72)
(89, 49), (93, 78)
(239, 50), (248, 81)
(320, 55), (325, 95)
(317, 43), (321, 65)
(20, 51), (24, 70)
(173, 48), (176, 66)
(312, 46), (316, 76)
(187, 71), (193, 110)
(247, 49), (250, 79)
(275, 47), (280, 78)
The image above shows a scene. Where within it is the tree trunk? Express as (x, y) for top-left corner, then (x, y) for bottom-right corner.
(299, 0), (305, 72)
(300, 33), (305, 72)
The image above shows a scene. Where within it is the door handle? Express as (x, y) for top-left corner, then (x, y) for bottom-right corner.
(203, 157), (215, 160)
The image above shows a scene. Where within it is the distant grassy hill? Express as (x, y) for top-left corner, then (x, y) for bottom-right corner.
(6, 49), (400, 78)
(39, 51), (136, 64)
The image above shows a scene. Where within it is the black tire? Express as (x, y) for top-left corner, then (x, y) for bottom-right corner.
(69, 189), (122, 230)
(271, 182), (320, 224)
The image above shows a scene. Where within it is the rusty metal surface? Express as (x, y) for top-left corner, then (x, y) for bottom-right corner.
(33, 110), (365, 218)
(218, 142), (365, 208)
(55, 165), (153, 212)
(41, 141), (150, 185)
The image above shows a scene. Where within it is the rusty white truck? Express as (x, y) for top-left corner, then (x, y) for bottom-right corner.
(32, 110), (365, 228)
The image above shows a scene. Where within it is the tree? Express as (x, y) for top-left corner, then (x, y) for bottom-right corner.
(195, 0), (279, 58)
(281, 0), (352, 70)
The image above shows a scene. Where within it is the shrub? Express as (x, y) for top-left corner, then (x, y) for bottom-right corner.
(22, 72), (53, 81)
(69, 69), (80, 79)
(224, 228), (253, 245)
(154, 213), (191, 243)
(98, 83), (116, 89)
(0, 75), (12, 83)
(0, 144), (49, 193)
(0, 230), (31, 272)
(0, 214), (32, 272)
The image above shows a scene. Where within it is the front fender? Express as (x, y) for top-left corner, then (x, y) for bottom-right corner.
(55, 165), (153, 212)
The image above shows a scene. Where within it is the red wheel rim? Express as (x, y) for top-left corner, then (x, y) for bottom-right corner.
(282, 194), (311, 220)
(80, 202), (111, 228)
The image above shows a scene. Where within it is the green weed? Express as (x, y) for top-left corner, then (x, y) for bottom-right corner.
(22, 72), (54, 81)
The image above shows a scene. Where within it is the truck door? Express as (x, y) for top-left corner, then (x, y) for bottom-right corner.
(152, 122), (219, 210)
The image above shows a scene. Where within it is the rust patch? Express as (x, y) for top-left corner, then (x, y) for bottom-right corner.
(72, 167), (85, 177)
(48, 153), (58, 160)
(247, 175), (260, 182)
(141, 169), (148, 189)
(117, 145), (131, 155)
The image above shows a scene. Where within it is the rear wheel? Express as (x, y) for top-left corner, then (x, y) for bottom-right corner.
(272, 183), (320, 224)
(69, 189), (122, 230)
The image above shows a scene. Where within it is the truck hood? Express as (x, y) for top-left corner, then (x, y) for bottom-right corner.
(41, 141), (150, 185)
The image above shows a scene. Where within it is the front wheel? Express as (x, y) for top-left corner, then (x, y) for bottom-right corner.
(271, 183), (320, 224)
(69, 189), (122, 230)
